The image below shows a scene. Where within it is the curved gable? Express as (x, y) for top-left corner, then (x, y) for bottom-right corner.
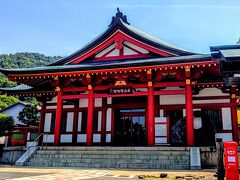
(50, 9), (197, 66)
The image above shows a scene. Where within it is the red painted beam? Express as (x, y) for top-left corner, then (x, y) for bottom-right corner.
(62, 89), (186, 100)
(154, 82), (185, 87)
(62, 87), (88, 92)
(62, 94), (88, 100)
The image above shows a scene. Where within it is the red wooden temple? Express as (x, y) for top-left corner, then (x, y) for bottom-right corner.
(1, 9), (240, 147)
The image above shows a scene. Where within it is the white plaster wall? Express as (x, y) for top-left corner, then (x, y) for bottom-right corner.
(95, 98), (102, 107)
(77, 134), (86, 143)
(221, 107), (232, 130)
(63, 105), (74, 108)
(48, 96), (57, 103)
(124, 41), (149, 54)
(183, 109), (186, 117)
(77, 112), (82, 131)
(46, 106), (56, 109)
(159, 109), (164, 116)
(193, 88), (228, 97)
(44, 113), (52, 132)
(106, 134), (111, 142)
(106, 49), (120, 57)
(160, 95), (185, 105)
(106, 108), (112, 131)
(96, 44), (115, 57)
(60, 134), (72, 143)
(135, 88), (147, 92)
(79, 99), (88, 108)
(155, 137), (167, 144)
(66, 112), (74, 132)
(107, 97), (112, 104)
(43, 134), (54, 143)
(93, 134), (101, 143)
(123, 46), (138, 55)
(215, 133), (233, 142)
(193, 99), (230, 104)
(98, 111), (102, 131)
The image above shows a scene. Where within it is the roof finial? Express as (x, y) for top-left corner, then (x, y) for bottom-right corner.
(117, 7), (120, 13)
(109, 8), (130, 27)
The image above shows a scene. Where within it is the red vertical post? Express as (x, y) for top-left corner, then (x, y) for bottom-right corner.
(54, 90), (63, 146)
(185, 79), (194, 146)
(86, 85), (94, 146)
(230, 93), (239, 143)
(147, 81), (155, 146)
(38, 102), (45, 145)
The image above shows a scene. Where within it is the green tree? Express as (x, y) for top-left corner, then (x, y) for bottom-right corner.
(0, 52), (62, 110)
(18, 104), (39, 126)
(237, 38), (240, 44)
(0, 114), (14, 136)
(0, 76), (16, 88)
(0, 95), (18, 110)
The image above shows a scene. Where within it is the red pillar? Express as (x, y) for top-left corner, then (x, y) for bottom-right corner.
(86, 85), (94, 146)
(147, 81), (155, 146)
(54, 90), (63, 146)
(185, 79), (194, 146)
(230, 93), (239, 143)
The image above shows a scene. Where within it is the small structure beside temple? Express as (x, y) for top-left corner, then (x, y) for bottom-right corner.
(0, 9), (239, 169)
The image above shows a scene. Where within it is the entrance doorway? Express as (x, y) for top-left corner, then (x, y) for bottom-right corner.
(115, 109), (147, 146)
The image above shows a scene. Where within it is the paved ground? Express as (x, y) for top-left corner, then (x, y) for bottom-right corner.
(0, 166), (221, 180)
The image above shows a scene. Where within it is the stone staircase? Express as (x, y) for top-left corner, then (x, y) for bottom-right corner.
(26, 146), (190, 170)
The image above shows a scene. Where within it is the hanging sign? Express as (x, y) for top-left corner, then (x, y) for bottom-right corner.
(108, 88), (135, 94)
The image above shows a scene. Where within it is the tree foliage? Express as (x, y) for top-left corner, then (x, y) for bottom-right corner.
(0, 95), (18, 110)
(0, 113), (14, 136)
(237, 38), (240, 44)
(0, 52), (62, 109)
(18, 104), (39, 126)
(0, 52), (62, 69)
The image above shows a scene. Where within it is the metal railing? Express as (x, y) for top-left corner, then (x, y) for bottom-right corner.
(26, 133), (48, 157)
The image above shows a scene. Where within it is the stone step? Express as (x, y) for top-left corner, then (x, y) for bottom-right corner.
(27, 161), (190, 170)
(38, 146), (189, 151)
(35, 150), (189, 156)
(26, 146), (191, 170)
(32, 154), (189, 160)
(29, 157), (189, 165)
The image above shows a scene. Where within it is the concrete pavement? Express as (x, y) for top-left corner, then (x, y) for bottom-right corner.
(0, 166), (220, 180)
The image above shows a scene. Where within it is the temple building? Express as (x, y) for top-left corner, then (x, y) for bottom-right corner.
(1, 10), (240, 147)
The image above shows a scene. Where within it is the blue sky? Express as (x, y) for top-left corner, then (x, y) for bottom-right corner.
(0, 0), (240, 56)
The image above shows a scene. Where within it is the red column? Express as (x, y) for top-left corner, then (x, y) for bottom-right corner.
(185, 79), (194, 146)
(38, 102), (45, 145)
(86, 85), (94, 146)
(147, 81), (155, 146)
(230, 93), (239, 143)
(54, 90), (63, 146)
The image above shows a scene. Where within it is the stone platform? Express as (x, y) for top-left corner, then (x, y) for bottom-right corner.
(26, 146), (191, 170)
